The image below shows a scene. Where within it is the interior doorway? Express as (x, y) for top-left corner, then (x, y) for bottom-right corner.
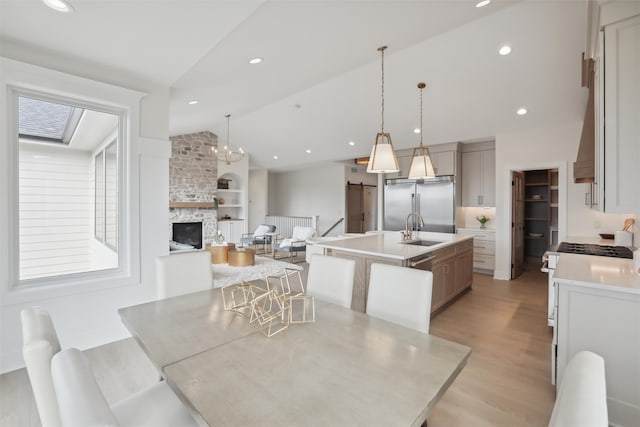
(346, 182), (377, 233)
(510, 168), (559, 279)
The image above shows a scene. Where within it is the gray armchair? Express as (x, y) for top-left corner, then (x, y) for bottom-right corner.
(272, 226), (316, 263)
(240, 224), (276, 254)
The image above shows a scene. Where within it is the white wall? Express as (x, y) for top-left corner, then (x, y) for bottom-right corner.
(268, 163), (346, 236)
(0, 57), (170, 373)
(248, 168), (269, 232)
(494, 121), (635, 280)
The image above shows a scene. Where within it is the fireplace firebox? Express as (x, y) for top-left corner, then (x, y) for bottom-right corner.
(171, 222), (204, 250)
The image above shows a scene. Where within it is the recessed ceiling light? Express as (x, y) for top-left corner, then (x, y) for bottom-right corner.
(306, 149), (311, 154)
(413, 128), (421, 134)
(475, 0), (491, 8)
(249, 57), (263, 65)
(42, 0), (74, 13)
(273, 155), (279, 159)
(517, 108), (528, 116)
(498, 45), (512, 56)
(348, 141), (355, 146)
(187, 100), (199, 105)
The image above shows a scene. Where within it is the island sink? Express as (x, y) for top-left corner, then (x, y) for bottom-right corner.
(401, 240), (441, 247)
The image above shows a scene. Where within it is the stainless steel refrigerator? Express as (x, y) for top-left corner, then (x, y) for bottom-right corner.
(384, 176), (456, 233)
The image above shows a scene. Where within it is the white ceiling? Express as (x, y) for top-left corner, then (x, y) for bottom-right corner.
(1, 0), (588, 171)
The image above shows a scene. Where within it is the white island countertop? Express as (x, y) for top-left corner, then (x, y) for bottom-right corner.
(311, 231), (473, 260)
(554, 253), (640, 295)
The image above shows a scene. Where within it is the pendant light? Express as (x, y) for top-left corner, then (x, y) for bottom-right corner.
(213, 114), (245, 165)
(408, 82), (436, 179)
(367, 46), (399, 174)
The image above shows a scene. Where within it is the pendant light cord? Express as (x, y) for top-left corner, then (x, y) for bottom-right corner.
(225, 114), (230, 148)
(378, 46), (387, 133)
(419, 85), (423, 147)
(418, 82), (426, 148)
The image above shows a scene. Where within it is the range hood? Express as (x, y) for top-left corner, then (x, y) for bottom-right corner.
(574, 58), (595, 183)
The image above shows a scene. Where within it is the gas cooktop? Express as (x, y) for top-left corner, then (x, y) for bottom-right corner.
(557, 242), (633, 259)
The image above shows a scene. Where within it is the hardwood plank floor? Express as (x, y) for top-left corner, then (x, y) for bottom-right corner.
(428, 264), (555, 426)
(0, 263), (554, 427)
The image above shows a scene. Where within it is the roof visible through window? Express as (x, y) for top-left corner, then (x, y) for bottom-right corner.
(18, 96), (84, 144)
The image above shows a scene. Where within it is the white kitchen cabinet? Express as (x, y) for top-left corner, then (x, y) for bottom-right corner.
(555, 281), (640, 427)
(552, 252), (640, 427)
(217, 220), (244, 244)
(598, 14), (640, 213)
(456, 228), (495, 274)
(386, 154), (412, 179)
(386, 144), (458, 179)
(461, 148), (495, 207)
(431, 151), (455, 176)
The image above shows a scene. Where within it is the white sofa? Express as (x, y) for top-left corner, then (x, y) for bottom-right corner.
(548, 350), (608, 427)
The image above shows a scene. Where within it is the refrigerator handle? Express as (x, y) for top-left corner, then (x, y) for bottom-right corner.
(415, 193), (420, 231)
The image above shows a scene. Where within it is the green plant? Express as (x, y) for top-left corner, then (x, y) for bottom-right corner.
(476, 214), (490, 225)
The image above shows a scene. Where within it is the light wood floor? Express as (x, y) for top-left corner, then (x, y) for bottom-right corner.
(0, 263), (554, 427)
(428, 264), (555, 426)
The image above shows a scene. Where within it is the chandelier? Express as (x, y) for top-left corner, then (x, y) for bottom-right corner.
(213, 114), (244, 165)
(408, 82), (435, 179)
(367, 46), (399, 174)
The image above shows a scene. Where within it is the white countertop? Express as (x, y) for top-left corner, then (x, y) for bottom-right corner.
(311, 231), (473, 260)
(553, 253), (640, 295)
(457, 227), (495, 232)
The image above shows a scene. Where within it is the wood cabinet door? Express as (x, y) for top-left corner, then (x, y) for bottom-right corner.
(462, 151), (482, 206)
(432, 151), (455, 176)
(481, 150), (496, 206)
(442, 258), (456, 301)
(455, 251), (473, 293)
(431, 262), (446, 310)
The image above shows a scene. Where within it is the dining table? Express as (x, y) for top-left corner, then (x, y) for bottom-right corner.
(118, 288), (471, 426)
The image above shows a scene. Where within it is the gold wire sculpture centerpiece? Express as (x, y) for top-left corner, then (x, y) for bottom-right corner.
(220, 268), (314, 337)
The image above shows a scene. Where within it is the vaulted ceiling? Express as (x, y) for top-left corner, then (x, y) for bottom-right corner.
(1, 0), (588, 171)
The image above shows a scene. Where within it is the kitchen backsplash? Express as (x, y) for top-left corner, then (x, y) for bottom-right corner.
(461, 207), (496, 229)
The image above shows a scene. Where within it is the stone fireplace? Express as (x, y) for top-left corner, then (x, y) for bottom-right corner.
(169, 131), (218, 244)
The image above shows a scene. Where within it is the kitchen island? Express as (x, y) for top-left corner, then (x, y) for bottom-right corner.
(313, 231), (474, 314)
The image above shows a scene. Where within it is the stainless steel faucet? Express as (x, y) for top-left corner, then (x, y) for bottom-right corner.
(403, 212), (425, 241)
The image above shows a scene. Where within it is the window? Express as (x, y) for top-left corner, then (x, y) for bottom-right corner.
(16, 94), (121, 282)
(94, 140), (117, 250)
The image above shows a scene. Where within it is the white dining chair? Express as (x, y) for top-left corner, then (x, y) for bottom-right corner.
(366, 263), (433, 334)
(21, 306), (62, 427)
(52, 348), (199, 427)
(306, 254), (355, 309)
(155, 251), (213, 299)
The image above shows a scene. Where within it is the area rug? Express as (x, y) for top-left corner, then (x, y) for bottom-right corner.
(211, 256), (302, 288)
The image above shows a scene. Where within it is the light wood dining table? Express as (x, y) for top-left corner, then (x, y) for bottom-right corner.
(119, 288), (471, 426)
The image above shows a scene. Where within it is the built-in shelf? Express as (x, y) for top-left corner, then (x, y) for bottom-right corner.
(218, 204), (242, 208)
(169, 201), (216, 208)
(216, 189), (242, 193)
(526, 199), (547, 202)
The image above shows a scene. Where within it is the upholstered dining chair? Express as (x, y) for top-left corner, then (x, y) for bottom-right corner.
(366, 263), (433, 334)
(272, 226), (316, 263)
(240, 224), (276, 254)
(52, 348), (198, 427)
(21, 306), (62, 427)
(155, 251), (213, 299)
(306, 254), (356, 309)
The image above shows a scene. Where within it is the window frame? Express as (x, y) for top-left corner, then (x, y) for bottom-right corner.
(6, 85), (133, 292)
